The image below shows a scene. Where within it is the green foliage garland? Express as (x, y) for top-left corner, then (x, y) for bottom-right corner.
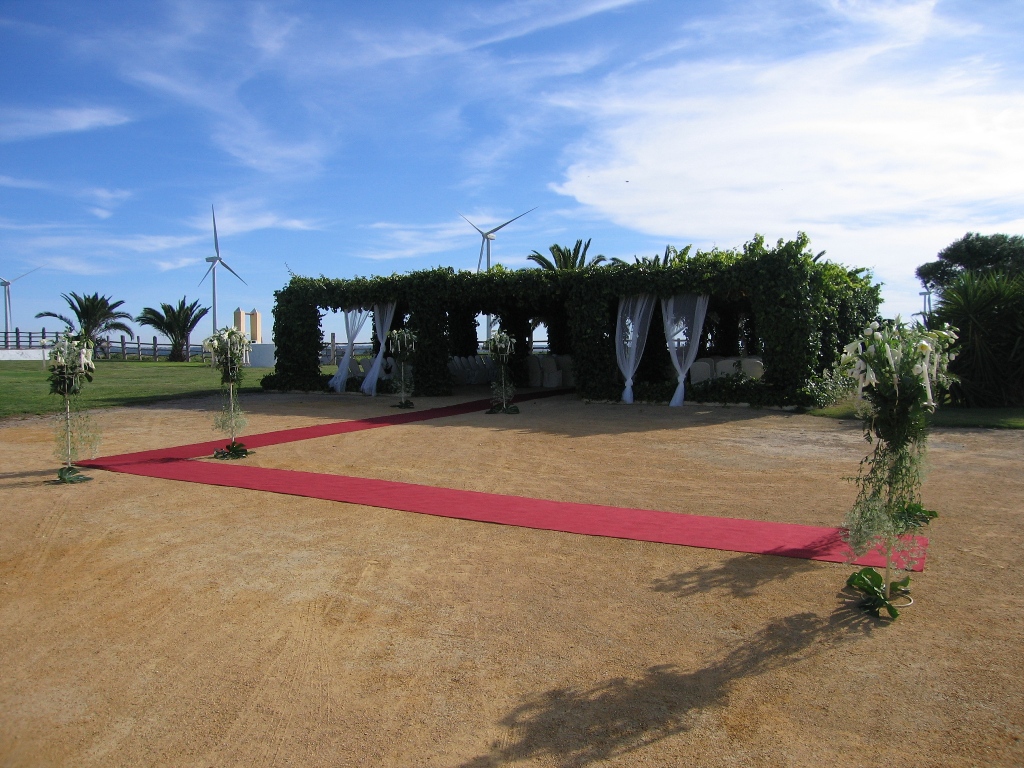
(265, 234), (880, 405)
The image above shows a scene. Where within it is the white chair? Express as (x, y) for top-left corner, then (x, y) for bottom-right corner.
(448, 359), (465, 384)
(348, 357), (363, 377)
(540, 355), (562, 388)
(555, 355), (575, 387)
(741, 357), (764, 380)
(459, 356), (478, 384)
(689, 360), (713, 385)
(715, 357), (743, 378)
(468, 360), (489, 387)
(526, 355), (543, 387)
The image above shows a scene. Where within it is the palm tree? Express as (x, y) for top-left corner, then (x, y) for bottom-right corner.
(136, 297), (210, 362)
(36, 292), (134, 348)
(611, 244), (692, 266)
(527, 239), (606, 270)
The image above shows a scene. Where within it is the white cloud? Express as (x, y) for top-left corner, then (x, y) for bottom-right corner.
(360, 219), (474, 261)
(36, 255), (109, 276)
(155, 256), (203, 271)
(0, 174), (52, 190)
(190, 200), (318, 236)
(550, 3), (1024, 316)
(0, 106), (131, 142)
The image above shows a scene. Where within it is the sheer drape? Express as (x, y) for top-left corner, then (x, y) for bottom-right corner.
(328, 307), (371, 393)
(662, 294), (710, 406)
(615, 294), (656, 404)
(360, 302), (397, 396)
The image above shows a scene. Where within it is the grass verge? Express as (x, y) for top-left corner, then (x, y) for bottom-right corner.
(0, 361), (274, 419)
(810, 396), (1024, 429)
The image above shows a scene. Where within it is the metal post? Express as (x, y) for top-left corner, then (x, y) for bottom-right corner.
(15, 327), (20, 349)
(152, 336), (158, 361)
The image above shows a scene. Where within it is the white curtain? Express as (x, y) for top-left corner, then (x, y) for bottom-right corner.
(360, 302), (397, 396)
(662, 294), (710, 406)
(615, 294), (656, 404)
(328, 307), (371, 393)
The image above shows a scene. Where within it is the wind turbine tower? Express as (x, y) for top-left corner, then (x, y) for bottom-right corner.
(1, 267), (41, 343)
(199, 205), (247, 335)
(459, 208), (536, 341)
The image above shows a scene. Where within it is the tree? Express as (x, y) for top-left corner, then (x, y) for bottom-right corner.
(610, 244), (692, 266)
(916, 232), (1024, 291)
(527, 239), (606, 270)
(136, 297), (210, 362)
(932, 271), (1024, 407)
(36, 292), (134, 347)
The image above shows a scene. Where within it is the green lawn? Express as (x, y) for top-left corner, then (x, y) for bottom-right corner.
(0, 361), (275, 419)
(810, 396), (1024, 429)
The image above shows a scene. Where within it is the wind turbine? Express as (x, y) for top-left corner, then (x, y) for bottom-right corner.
(459, 207), (536, 273)
(1, 267), (41, 342)
(458, 207), (536, 341)
(199, 205), (247, 334)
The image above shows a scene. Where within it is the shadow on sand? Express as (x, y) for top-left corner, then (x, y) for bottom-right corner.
(459, 604), (879, 768)
(651, 552), (820, 600)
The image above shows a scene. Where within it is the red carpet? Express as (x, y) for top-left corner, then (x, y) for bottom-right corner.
(79, 393), (926, 571)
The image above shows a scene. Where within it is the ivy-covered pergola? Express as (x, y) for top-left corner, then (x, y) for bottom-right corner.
(264, 234), (880, 405)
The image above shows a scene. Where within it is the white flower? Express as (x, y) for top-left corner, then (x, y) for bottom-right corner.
(874, 332), (883, 341)
(916, 340), (932, 353)
(870, 321), (880, 330)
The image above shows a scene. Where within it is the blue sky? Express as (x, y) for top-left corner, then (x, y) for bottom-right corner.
(2, 0), (1022, 341)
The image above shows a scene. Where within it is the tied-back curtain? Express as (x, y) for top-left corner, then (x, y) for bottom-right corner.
(662, 294), (710, 406)
(328, 307), (371, 393)
(615, 294), (656, 404)
(360, 302), (397, 396)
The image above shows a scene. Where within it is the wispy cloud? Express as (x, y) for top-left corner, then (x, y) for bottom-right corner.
(360, 218), (472, 261)
(0, 174), (52, 190)
(189, 200), (318, 236)
(550, 1), (1024, 311)
(155, 256), (204, 271)
(0, 106), (131, 142)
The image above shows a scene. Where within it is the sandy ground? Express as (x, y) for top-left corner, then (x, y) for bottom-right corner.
(1, 390), (1022, 767)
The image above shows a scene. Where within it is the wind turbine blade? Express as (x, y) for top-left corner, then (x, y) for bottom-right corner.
(198, 261), (216, 286)
(458, 212), (486, 236)
(477, 239), (485, 272)
(485, 206), (537, 235)
(219, 259), (248, 285)
(212, 205), (221, 258)
(11, 266), (41, 283)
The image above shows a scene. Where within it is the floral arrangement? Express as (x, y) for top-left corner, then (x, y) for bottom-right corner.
(388, 328), (416, 409)
(203, 328), (252, 458)
(45, 333), (98, 482)
(487, 330), (518, 414)
(839, 317), (958, 617)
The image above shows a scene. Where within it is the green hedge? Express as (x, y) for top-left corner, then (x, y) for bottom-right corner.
(266, 234), (880, 404)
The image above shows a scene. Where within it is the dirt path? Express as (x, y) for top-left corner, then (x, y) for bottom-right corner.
(1, 392), (1022, 767)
